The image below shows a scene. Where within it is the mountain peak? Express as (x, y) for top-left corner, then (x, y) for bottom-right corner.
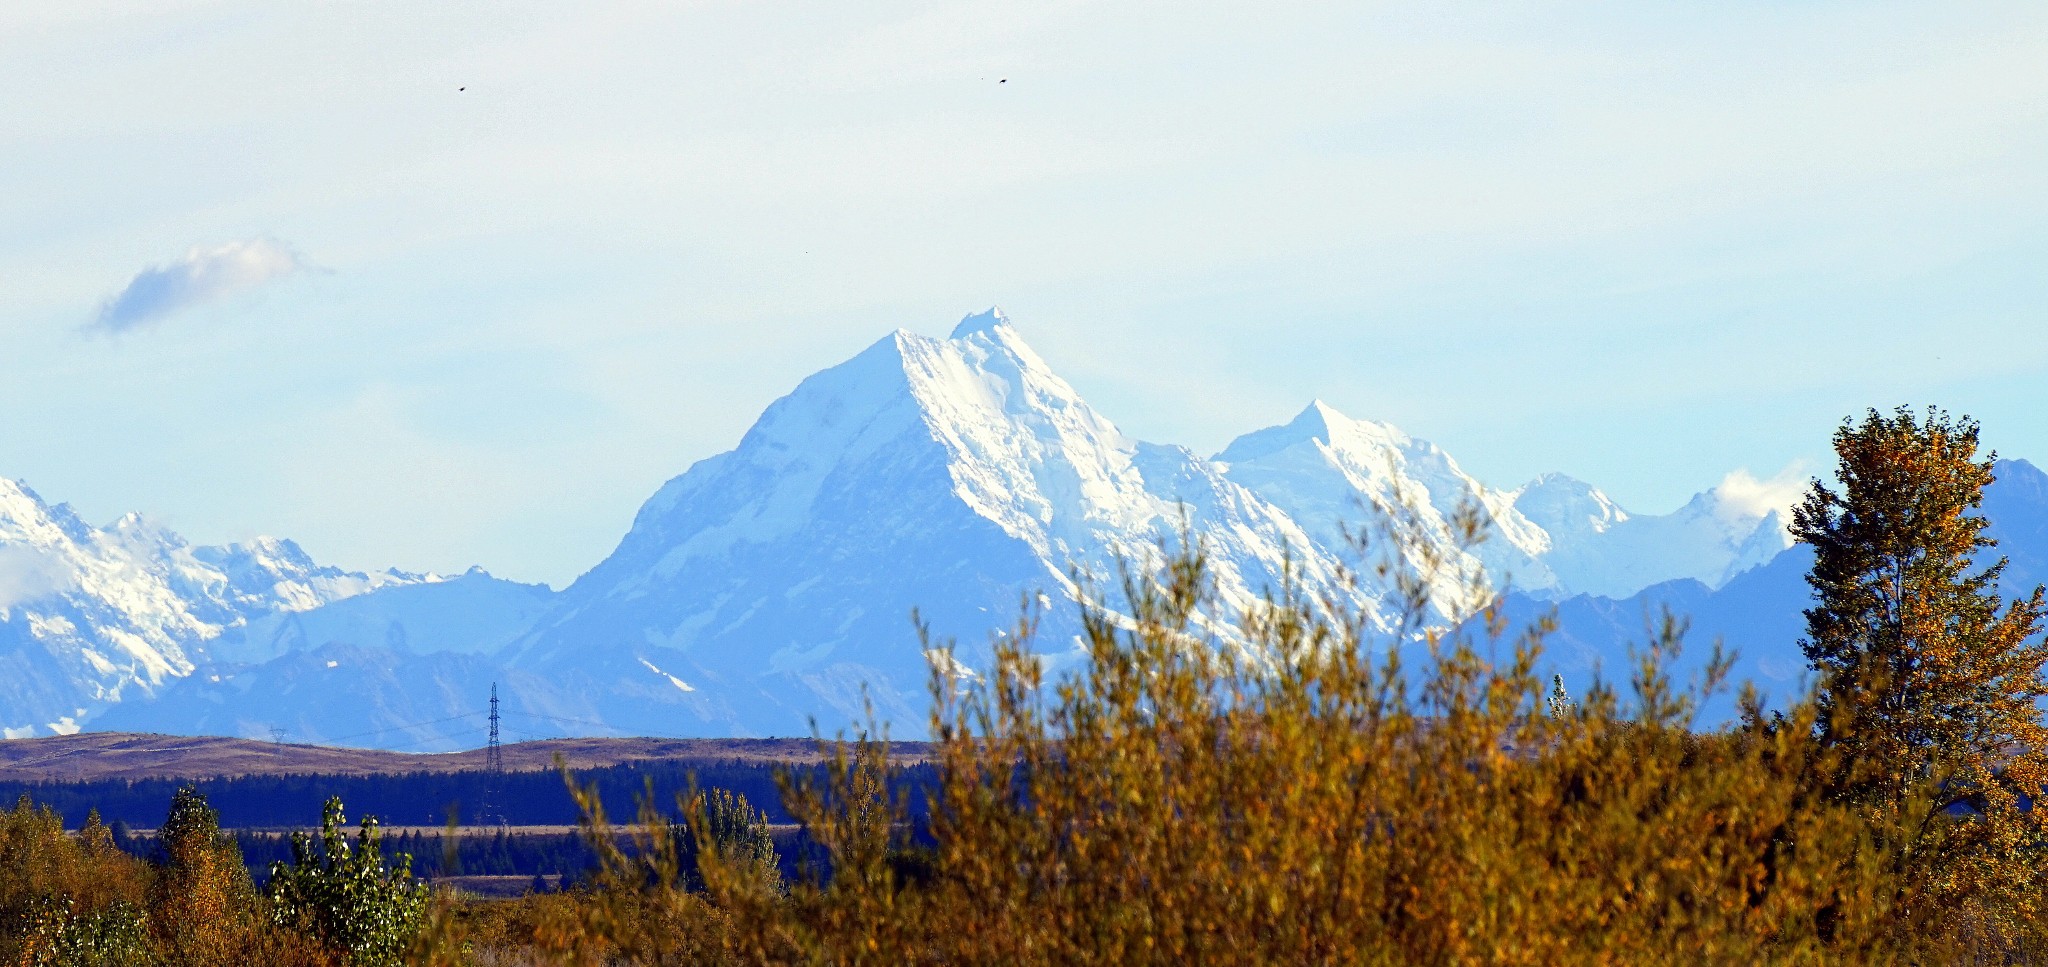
(949, 306), (1011, 339)
(1292, 398), (1343, 434)
(0, 477), (50, 526)
(1519, 471), (1600, 497)
(1214, 400), (1412, 465)
(1514, 473), (1627, 535)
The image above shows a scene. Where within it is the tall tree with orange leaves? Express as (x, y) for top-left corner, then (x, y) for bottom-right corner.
(148, 787), (259, 965)
(1793, 406), (2048, 940)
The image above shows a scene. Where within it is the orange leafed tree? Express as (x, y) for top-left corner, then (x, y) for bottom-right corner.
(148, 786), (260, 966)
(1792, 406), (2048, 937)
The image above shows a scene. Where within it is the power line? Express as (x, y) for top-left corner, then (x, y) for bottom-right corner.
(503, 710), (633, 734)
(320, 711), (487, 745)
(369, 725), (491, 753)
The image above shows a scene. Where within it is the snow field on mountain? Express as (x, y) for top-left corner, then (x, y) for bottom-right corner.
(2, 309), (1823, 744)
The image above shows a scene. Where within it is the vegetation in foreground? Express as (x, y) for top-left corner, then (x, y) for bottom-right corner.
(0, 787), (422, 966)
(7, 406), (2048, 965)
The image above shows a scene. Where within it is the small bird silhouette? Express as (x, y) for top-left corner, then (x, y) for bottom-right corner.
(458, 86), (466, 91)
(999, 78), (1007, 83)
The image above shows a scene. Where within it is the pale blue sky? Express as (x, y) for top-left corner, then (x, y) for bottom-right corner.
(3, 2), (2045, 587)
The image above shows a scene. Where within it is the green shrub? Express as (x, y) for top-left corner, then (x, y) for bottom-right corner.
(267, 797), (429, 967)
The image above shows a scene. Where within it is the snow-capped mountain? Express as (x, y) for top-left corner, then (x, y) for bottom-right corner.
(202, 568), (556, 666)
(1512, 473), (1795, 599)
(1213, 400), (1548, 617)
(486, 309), (1798, 737)
(0, 478), (433, 737)
(4, 308), (1850, 746)
(502, 310), (1355, 736)
(1210, 400), (1794, 609)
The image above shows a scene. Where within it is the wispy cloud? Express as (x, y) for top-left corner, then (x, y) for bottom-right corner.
(90, 238), (310, 334)
(0, 545), (75, 608)
(1712, 464), (1811, 522)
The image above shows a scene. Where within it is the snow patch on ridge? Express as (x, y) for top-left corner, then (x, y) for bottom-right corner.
(639, 657), (696, 693)
(1216, 399), (1555, 611)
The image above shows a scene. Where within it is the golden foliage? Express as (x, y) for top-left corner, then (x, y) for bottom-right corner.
(0, 797), (150, 967)
(485, 505), (2048, 963)
(0, 789), (370, 966)
(148, 787), (261, 965)
(1794, 406), (2048, 948)
(709, 555), (1911, 965)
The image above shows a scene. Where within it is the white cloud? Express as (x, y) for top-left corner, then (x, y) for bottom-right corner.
(1711, 464), (1811, 523)
(89, 237), (310, 334)
(0, 545), (76, 608)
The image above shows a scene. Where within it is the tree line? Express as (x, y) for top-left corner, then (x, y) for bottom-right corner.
(0, 758), (924, 830)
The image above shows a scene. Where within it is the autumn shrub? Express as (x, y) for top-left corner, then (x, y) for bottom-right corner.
(0, 800), (152, 967)
(9, 894), (150, 967)
(410, 769), (760, 966)
(679, 788), (782, 898)
(483, 506), (2048, 964)
(0, 787), (436, 966)
(419, 889), (613, 966)
(714, 570), (1905, 965)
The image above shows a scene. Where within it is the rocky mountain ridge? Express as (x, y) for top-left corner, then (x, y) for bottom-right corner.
(4, 310), (1847, 746)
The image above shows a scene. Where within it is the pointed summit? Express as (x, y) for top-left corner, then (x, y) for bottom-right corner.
(1286, 399), (1342, 440)
(1216, 401), (1558, 605)
(950, 306), (1011, 339)
(1215, 400), (1405, 465)
(515, 307), (1367, 735)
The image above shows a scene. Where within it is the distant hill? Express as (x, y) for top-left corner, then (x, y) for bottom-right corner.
(0, 732), (927, 783)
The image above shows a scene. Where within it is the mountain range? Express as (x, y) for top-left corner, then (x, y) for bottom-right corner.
(7, 309), (2036, 749)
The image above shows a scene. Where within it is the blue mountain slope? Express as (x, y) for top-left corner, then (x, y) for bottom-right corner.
(204, 570), (556, 665)
(1985, 459), (2048, 593)
(1483, 548), (1814, 724)
(1484, 458), (2048, 724)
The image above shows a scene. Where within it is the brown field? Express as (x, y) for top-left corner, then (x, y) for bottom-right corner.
(0, 732), (932, 783)
(429, 874), (562, 898)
